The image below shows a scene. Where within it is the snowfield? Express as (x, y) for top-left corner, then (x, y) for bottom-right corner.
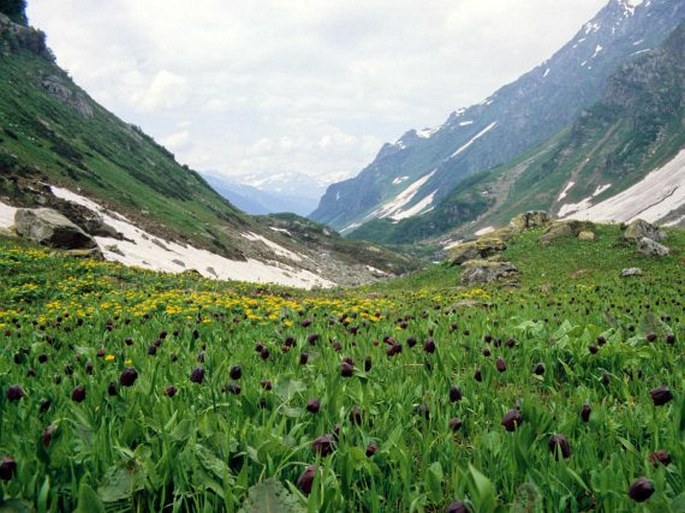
(0, 187), (334, 289)
(561, 149), (685, 224)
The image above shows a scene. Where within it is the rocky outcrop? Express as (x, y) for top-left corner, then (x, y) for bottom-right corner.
(460, 260), (519, 285)
(449, 237), (506, 265)
(54, 200), (122, 239)
(14, 208), (97, 249)
(621, 267), (643, 277)
(510, 211), (552, 232)
(624, 219), (665, 242)
(637, 237), (669, 256)
(539, 220), (596, 245)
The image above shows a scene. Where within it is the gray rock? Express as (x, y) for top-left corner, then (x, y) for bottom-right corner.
(460, 260), (519, 285)
(510, 211), (551, 232)
(14, 208), (97, 249)
(624, 219), (664, 242)
(621, 268), (643, 277)
(637, 237), (669, 256)
(578, 230), (596, 241)
(539, 220), (595, 245)
(449, 237), (506, 265)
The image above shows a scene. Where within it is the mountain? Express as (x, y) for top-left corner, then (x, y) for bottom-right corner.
(0, 12), (415, 288)
(349, 18), (685, 245)
(311, 0), (685, 235)
(203, 172), (331, 217)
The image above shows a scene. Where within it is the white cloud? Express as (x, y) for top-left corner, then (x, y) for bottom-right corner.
(27, 0), (608, 183)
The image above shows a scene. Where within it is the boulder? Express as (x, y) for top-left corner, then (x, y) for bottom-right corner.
(624, 219), (664, 243)
(449, 237), (506, 265)
(510, 211), (551, 232)
(539, 220), (595, 245)
(14, 208), (97, 249)
(460, 260), (519, 285)
(578, 230), (596, 242)
(637, 237), (669, 256)
(621, 268), (643, 277)
(55, 200), (123, 239)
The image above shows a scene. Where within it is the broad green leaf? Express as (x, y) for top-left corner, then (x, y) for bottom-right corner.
(74, 482), (105, 513)
(238, 478), (306, 513)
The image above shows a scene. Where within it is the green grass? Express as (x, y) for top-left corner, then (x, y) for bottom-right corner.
(0, 224), (683, 512)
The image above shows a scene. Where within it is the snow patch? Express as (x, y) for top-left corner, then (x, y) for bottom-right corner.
(47, 187), (333, 289)
(449, 122), (498, 159)
(459, 120), (474, 127)
(390, 191), (436, 221)
(592, 45), (604, 59)
(392, 176), (410, 185)
(592, 184), (612, 197)
(377, 171), (436, 220)
(417, 126), (439, 139)
(562, 149), (685, 223)
(269, 227), (292, 236)
(557, 181), (575, 202)
(0, 202), (17, 228)
(241, 232), (303, 262)
(443, 239), (465, 250)
(543, 68), (550, 78)
(583, 22), (601, 34)
(475, 226), (495, 237)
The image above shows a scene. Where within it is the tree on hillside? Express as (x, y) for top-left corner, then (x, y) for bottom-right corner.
(0, 0), (28, 26)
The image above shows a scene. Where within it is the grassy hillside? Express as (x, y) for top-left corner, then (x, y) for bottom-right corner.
(0, 223), (683, 512)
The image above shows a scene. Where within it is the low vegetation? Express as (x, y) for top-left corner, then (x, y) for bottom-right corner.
(0, 224), (683, 512)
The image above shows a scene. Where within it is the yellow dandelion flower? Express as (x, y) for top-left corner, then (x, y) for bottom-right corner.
(105, 354), (115, 362)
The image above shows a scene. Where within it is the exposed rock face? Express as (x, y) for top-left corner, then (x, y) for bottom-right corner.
(449, 237), (506, 265)
(14, 208), (97, 249)
(460, 260), (518, 285)
(510, 211), (552, 232)
(621, 267), (643, 277)
(637, 237), (669, 256)
(539, 220), (595, 245)
(54, 200), (122, 239)
(624, 219), (665, 242)
(578, 230), (596, 242)
(41, 75), (93, 118)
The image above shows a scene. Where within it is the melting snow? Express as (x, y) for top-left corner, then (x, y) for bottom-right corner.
(390, 191), (436, 221)
(561, 149), (685, 223)
(557, 181), (575, 202)
(269, 227), (292, 236)
(592, 45), (604, 59)
(475, 226), (495, 237)
(583, 22), (601, 34)
(377, 171), (436, 220)
(459, 120), (474, 127)
(38, 187), (334, 289)
(417, 126), (439, 139)
(0, 202), (17, 228)
(392, 176), (410, 185)
(621, 0), (644, 15)
(449, 122), (498, 159)
(543, 68), (550, 78)
(241, 232), (303, 262)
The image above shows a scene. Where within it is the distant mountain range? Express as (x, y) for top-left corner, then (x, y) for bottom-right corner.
(311, 0), (685, 243)
(203, 171), (348, 217)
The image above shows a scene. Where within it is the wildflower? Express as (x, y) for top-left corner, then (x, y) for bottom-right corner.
(446, 500), (468, 513)
(349, 405), (362, 425)
(474, 368), (482, 382)
(496, 357), (507, 373)
(449, 417), (463, 432)
(0, 457), (17, 481)
(364, 356), (372, 372)
(306, 398), (320, 413)
(341, 361), (354, 377)
(42, 425), (55, 448)
(71, 385), (86, 403)
(501, 409), (523, 432)
(581, 404), (591, 423)
(105, 354), (115, 362)
(311, 434), (335, 456)
(423, 338), (436, 354)
(165, 386), (177, 397)
(107, 382), (118, 396)
(6, 384), (24, 402)
(628, 477), (655, 502)
(650, 386), (673, 406)
(449, 385), (462, 403)
(119, 367), (138, 387)
(224, 383), (241, 395)
(365, 443), (378, 457)
(190, 366), (205, 384)
(299, 352), (309, 365)
(261, 379), (272, 391)
(230, 365), (242, 380)
(533, 363), (545, 375)
(649, 450), (671, 467)
(548, 434), (571, 459)
(297, 465), (317, 495)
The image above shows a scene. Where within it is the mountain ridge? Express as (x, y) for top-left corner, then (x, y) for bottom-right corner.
(311, 0), (685, 234)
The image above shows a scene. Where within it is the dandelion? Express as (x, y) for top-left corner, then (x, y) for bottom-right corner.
(105, 354), (115, 362)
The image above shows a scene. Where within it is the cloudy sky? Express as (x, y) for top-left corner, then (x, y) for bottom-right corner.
(27, 0), (608, 184)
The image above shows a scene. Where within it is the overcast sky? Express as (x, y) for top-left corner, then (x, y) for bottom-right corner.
(27, 0), (608, 183)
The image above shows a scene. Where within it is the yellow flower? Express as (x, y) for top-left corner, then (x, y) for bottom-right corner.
(125, 359), (133, 366)
(105, 354), (115, 362)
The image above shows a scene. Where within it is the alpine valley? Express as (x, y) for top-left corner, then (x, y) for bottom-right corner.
(311, 0), (685, 247)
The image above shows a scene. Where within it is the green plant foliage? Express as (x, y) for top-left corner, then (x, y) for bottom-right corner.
(0, 0), (27, 26)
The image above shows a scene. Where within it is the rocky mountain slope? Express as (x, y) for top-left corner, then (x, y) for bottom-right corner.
(311, 0), (685, 235)
(350, 19), (685, 246)
(0, 12), (414, 288)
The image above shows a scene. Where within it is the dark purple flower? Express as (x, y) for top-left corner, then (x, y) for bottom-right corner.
(225, 383), (241, 395)
(307, 333), (319, 345)
(423, 338), (436, 354)
(42, 425), (55, 448)
(365, 443), (378, 457)
(0, 457), (17, 481)
(261, 379), (272, 391)
(650, 386), (673, 406)
(649, 450), (671, 467)
(6, 384), (24, 402)
(482, 348), (491, 357)
(71, 385), (86, 403)
(299, 353), (309, 365)
(341, 361), (354, 377)
(496, 357), (507, 373)
(588, 344), (599, 355)
(165, 385), (177, 397)
(296, 465), (317, 495)
(107, 381), (118, 397)
(548, 434), (571, 459)
(581, 404), (591, 423)
(446, 500), (468, 513)
(190, 366), (205, 384)
(533, 363), (545, 375)
(449, 417), (463, 432)
(407, 336), (417, 348)
(501, 409), (523, 432)
(311, 435), (336, 456)
(229, 365), (242, 380)
(474, 368), (482, 382)
(306, 398), (320, 413)
(349, 405), (362, 425)
(364, 356), (372, 372)
(628, 477), (655, 502)
(119, 367), (138, 387)
(449, 385), (462, 403)
(39, 398), (51, 413)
